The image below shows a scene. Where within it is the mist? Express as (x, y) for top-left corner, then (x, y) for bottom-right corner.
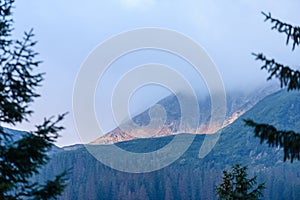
(10, 0), (300, 146)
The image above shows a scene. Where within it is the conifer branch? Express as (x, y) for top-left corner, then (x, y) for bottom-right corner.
(262, 12), (300, 50)
(252, 53), (300, 91)
(244, 119), (300, 163)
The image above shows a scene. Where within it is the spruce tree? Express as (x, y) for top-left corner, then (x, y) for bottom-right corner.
(216, 164), (265, 200)
(0, 0), (68, 199)
(245, 12), (300, 162)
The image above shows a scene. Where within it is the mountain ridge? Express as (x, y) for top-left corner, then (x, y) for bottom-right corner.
(34, 88), (300, 199)
(91, 85), (278, 145)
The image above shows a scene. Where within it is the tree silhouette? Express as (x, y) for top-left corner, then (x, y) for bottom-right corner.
(245, 12), (300, 163)
(216, 164), (265, 200)
(0, 0), (68, 199)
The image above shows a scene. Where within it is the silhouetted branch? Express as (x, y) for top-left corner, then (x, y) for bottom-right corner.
(252, 53), (300, 91)
(262, 12), (300, 50)
(244, 119), (300, 163)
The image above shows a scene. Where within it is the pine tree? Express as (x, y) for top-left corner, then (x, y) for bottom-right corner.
(216, 164), (265, 200)
(0, 0), (68, 199)
(245, 12), (300, 162)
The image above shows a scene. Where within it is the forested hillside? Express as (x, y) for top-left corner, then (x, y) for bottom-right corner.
(35, 90), (300, 199)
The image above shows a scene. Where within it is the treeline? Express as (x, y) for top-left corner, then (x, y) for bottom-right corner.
(37, 137), (300, 200)
(36, 90), (300, 199)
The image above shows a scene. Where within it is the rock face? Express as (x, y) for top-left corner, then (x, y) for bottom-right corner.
(91, 85), (278, 144)
(38, 89), (300, 200)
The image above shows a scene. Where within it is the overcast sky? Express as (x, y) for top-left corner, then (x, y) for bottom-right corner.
(9, 0), (300, 147)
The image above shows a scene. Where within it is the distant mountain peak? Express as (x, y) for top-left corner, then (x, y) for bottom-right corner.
(91, 85), (279, 145)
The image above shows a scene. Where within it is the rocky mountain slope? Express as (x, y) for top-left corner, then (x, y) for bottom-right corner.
(91, 85), (278, 144)
(36, 89), (300, 199)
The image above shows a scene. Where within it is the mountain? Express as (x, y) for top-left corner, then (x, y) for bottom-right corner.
(0, 127), (62, 154)
(91, 85), (278, 144)
(36, 89), (300, 199)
